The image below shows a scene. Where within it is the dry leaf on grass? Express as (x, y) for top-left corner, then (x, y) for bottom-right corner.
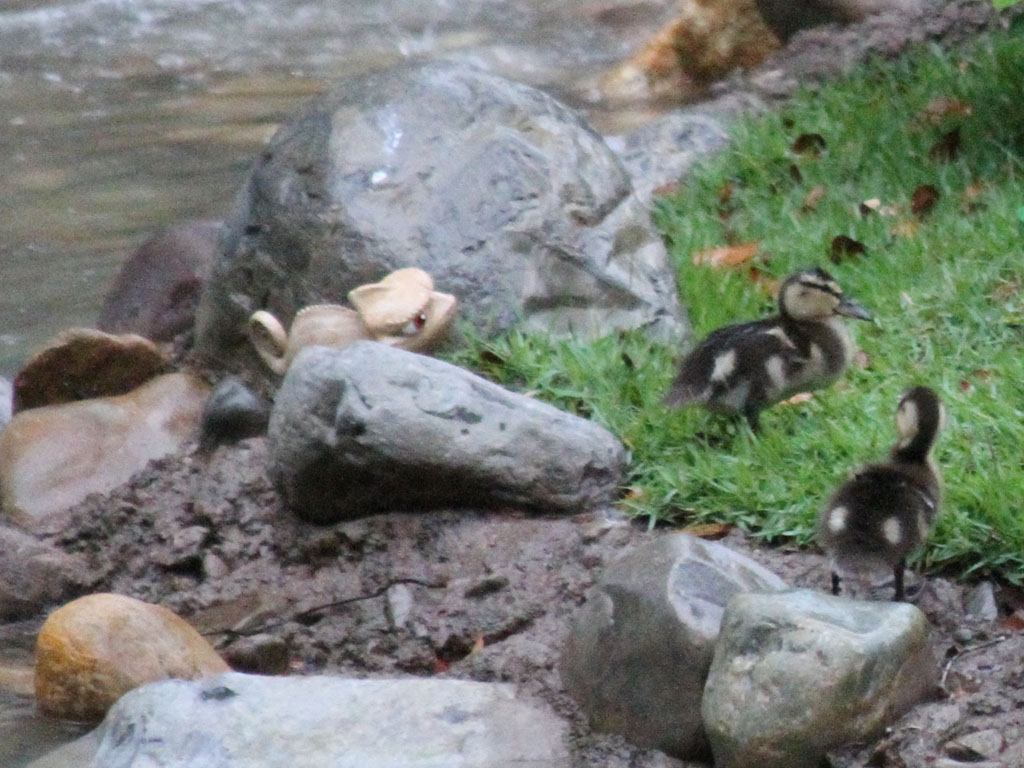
(916, 96), (973, 125)
(791, 133), (827, 156)
(911, 184), (941, 216)
(891, 219), (921, 239)
(692, 241), (759, 268)
(781, 392), (815, 406)
(680, 522), (733, 540)
(830, 234), (866, 263)
(801, 184), (827, 212)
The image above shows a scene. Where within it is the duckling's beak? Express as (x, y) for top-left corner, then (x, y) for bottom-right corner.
(835, 297), (873, 321)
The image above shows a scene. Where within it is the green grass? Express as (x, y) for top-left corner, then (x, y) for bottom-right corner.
(449, 31), (1024, 585)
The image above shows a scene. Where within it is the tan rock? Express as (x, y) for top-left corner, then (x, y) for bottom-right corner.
(12, 327), (169, 414)
(34, 593), (229, 722)
(0, 373), (210, 530)
(601, 0), (781, 104)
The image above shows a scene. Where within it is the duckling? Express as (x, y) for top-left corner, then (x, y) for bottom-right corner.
(818, 385), (945, 601)
(663, 267), (872, 431)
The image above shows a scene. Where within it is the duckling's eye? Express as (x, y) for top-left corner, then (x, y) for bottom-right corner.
(402, 312), (428, 335)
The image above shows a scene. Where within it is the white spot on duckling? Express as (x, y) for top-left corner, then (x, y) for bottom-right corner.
(827, 506), (848, 534)
(710, 349), (737, 382)
(882, 517), (902, 546)
(765, 355), (787, 390)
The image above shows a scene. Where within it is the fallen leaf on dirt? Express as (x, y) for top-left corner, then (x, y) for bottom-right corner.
(692, 241), (759, 268)
(801, 184), (827, 212)
(433, 657), (452, 674)
(680, 522), (732, 540)
(652, 181), (680, 197)
(916, 96), (972, 125)
(929, 128), (961, 162)
(1003, 609), (1024, 632)
(791, 132), (826, 156)
(781, 392), (814, 406)
(891, 219), (920, 239)
(718, 181), (734, 204)
(911, 184), (941, 216)
(830, 235), (866, 263)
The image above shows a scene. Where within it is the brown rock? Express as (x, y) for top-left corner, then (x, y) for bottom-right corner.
(12, 328), (169, 414)
(34, 593), (229, 722)
(0, 373), (210, 530)
(98, 219), (223, 342)
(601, 0), (781, 104)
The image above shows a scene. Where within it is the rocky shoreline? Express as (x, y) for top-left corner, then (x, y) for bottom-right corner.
(2, 2), (1023, 766)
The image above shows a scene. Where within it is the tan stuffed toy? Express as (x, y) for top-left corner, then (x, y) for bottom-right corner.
(248, 268), (457, 375)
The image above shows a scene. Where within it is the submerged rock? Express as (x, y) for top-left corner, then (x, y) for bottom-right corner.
(34, 593), (229, 722)
(702, 589), (936, 768)
(56, 673), (570, 767)
(267, 343), (626, 523)
(194, 60), (684, 379)
(98, 219), (223, 342)
(560, 533), (787, 759)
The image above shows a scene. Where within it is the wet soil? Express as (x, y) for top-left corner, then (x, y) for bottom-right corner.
(31, 434), (1024, 767)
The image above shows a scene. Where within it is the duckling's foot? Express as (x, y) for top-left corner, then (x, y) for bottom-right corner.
(830, 571), (842, 596)
(743, 408), (762, 434)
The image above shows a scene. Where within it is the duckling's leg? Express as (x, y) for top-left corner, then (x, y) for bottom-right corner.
(830, 571), (842, 596)
(742, 406), (762, 434)
(893, 558), (906, 601)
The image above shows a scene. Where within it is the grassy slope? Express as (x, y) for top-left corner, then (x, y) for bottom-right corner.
(452, 30), (1024, 584)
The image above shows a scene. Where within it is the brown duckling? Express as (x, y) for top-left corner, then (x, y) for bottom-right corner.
(818, 385), (945, 601)
(664, 267), (872, 431)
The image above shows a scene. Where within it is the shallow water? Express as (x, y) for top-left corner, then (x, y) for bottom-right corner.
(0, 0), (678, 376)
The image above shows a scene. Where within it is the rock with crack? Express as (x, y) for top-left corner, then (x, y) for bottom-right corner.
(267, 342), (626, 523)
(702, 589), (936, 768)
(193, 60), (685, 381)
(560, 533), (788, 760)
(43, 673), (570, 768)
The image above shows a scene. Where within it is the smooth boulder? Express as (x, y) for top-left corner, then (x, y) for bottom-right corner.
(11, 328), (168, 414)
(702, 589), (936, 768)
(560, 533), (787, 759)
(59, 673), (570, 767)
(34, 593), (229, 722)
(0, 372), (210, 530)
(267, 342), (626, 523)
(193, 60), (684, 378)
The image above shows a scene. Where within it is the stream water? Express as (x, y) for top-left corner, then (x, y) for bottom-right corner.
(0, 1), (681, 764)
(0, 0), (679, 377)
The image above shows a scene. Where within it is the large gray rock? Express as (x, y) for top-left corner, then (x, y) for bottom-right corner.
(193, 61), (685, 379)
(268, 342), (625, 523)
(702, 589), (936, 768)
(49, 673), (570, 768)
(754, 0), (924, 40)
(560, 533), (788, 760)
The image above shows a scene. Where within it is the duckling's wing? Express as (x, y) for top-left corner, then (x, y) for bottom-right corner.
(665, 318), (806, 406)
